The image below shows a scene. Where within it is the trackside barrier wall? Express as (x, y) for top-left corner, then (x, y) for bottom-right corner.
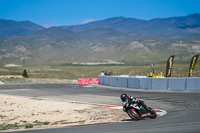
(99, 76), (200, 91)
(187, 78), (200, 91)
(104, 76), (110, 85)
(128, 78), (139, 89)
(139, 78), (152, 90)
(90, 78), (99, 84)
(168, 78), (186, 91)
(99, 76), (104, 85)
(152, 78), (168, 90)
(78, 78), (99, 85)
(110, 77), (117, 87)
(78, 78), (90, 85)
(117, 77), (128, 88)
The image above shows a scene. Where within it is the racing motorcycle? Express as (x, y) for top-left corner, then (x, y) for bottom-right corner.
(122, 101), (157, 120)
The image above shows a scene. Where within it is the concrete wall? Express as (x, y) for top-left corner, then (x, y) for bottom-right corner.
(99, 76), (104, 85)
(128, 78), (139, 89)
(109, 77), (117, 87)
(139, 78), (152, 90)
(187, 78), (200, 91)
(99, 76), (200, 91)
(168, 78), (186, 91)
(117, 77), (128, 88)
(152, 78), (168, 90)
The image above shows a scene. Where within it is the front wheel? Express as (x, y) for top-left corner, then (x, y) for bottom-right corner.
(127, 109), (140, 121)
(149, 110), (157, 119)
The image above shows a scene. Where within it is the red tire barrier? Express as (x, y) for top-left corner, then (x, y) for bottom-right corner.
(78, 78), (90, 85)
(78, 78), (99, 85)
(90, 78), (99, 84)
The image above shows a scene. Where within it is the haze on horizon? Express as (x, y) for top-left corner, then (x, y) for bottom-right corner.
(0, 0), (200, 27)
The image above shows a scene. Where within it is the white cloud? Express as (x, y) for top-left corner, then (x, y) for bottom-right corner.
(39, 21), (54, 28)
(79, 18), (96, 24)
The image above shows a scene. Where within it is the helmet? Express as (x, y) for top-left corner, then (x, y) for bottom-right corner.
(120, 93), (127, 101)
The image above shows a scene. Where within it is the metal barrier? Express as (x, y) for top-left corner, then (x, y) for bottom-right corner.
(99, 76), (200, 91)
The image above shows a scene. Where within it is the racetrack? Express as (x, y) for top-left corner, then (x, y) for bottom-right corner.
(0, 84), (200, 133)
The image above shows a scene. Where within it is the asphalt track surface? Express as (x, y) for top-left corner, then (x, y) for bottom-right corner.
(0, 84), (200, 133)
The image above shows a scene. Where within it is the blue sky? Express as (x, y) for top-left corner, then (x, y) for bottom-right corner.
(0, 0), (200, 27)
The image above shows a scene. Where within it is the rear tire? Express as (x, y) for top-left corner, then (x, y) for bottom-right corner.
(127, 109), (140, 121)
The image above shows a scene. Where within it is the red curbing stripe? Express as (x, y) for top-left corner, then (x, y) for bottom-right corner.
(155, 110), (163, 112)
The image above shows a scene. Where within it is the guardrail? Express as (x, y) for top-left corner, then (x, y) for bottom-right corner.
(99, 76), (200, 91)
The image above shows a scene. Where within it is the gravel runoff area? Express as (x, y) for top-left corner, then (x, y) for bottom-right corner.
(0, 94), (128, 131)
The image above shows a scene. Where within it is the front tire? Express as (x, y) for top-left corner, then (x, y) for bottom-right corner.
(127, 109), (140, 120)
(149, 110), (157, 119)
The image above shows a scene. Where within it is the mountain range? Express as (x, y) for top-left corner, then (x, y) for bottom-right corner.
(62, 13), (200, 38)
(0, 13), (200, 66)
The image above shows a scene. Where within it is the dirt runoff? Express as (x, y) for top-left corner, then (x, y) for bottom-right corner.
(0, 94), (128, 131)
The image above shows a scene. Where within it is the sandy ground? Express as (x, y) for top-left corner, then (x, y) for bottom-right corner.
(0, 81), (4, 84)
(0, 78), (78, 84)
(24, 78), (78, 84)
(0, 94), (128, 131)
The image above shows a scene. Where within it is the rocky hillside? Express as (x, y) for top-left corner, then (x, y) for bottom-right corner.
(0, 14), (200, 66)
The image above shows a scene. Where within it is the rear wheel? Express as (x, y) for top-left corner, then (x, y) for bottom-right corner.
(127, 109), (140, 120)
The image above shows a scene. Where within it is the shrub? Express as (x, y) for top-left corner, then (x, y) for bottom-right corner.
(22, 69), (29, 78)
(25, 124), (33, 128)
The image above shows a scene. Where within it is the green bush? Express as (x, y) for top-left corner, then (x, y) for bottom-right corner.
(22, 69), (29, 78)
(25, 124), (33, 129)
(43, 122), (50, 125)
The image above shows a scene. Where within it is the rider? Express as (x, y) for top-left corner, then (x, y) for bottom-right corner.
(120, 93), (153, 112)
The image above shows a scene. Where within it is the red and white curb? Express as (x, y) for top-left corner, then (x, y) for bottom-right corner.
(154, 109), (167, 117)
(104, 106), (167, 117)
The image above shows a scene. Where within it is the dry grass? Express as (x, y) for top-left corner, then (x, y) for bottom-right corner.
(0, 64), (200, 84)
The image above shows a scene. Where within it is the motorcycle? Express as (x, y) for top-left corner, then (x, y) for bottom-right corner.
(122, 101), (157, 120)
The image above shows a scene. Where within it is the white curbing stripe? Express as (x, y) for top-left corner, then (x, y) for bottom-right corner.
(82, 85), (94, 87)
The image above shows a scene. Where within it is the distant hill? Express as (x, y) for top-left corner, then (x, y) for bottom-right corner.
(62, 13), (200, 38)
(0, 19), (45, 38)
(61, 17), (148, 34)
(78, 28), (131, 42)
(0, 14), (200, 66)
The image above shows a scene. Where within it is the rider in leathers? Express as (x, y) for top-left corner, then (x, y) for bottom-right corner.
(120, 93), (153, 112)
